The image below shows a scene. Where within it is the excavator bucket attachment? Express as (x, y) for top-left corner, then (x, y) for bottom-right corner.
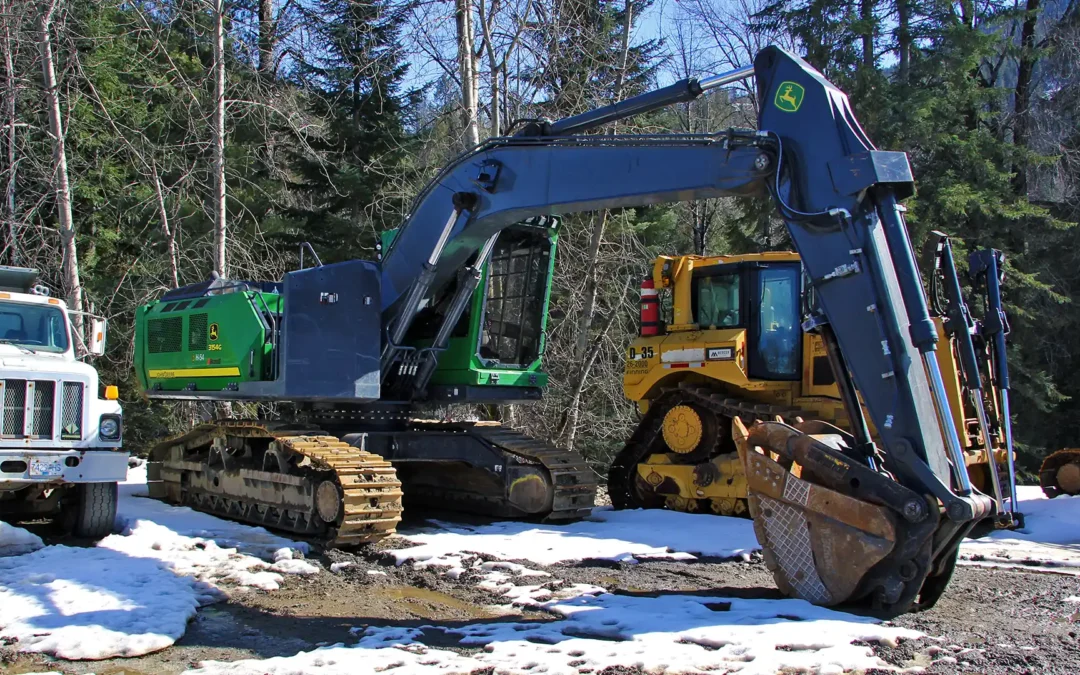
(734, 417), (946, 614)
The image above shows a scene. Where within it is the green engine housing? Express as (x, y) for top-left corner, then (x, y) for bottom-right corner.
(135, 286), (283, 394)
(135, 221), (557, 402)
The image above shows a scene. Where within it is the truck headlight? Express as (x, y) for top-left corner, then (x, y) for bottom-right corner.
(99, 415), (121, 441)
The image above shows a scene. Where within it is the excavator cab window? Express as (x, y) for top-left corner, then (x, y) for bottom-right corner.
(478, 229), (551, 367)
(749, 264), (801, 380)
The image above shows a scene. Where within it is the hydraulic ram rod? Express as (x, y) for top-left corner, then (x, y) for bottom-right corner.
(933, 234), (1004, 505)
(970, 249), (1019, 513)
(539, 65), (756, 137)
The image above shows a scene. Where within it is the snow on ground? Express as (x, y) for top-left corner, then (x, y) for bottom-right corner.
(960, 485), (1080, 574)
(0, 463), (316, 660)
(391, 506), (760, 568)
(0, 520), (44, 557)
(0, 538), (207, 659)
(189, 591), (921, 675)
(97, 464), (314, 593)
(197, 508), (920, 675)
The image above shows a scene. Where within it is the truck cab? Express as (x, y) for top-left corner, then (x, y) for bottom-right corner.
(0, 266), (125, 539)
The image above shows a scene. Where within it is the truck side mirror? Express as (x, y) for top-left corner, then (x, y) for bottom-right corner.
(89, 317), (107, 356)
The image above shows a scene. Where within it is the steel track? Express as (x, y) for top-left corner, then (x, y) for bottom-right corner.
(148, 421), (403, 547)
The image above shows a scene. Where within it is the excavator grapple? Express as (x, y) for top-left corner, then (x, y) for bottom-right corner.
(135, 44), (986, 611)
(734, 418), (950, 612)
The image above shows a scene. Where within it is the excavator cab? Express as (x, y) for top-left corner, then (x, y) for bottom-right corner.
(379, 218), (559, 402)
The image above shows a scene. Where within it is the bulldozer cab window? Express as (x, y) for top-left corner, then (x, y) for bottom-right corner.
(695, 274), (741, 328)
(749, 265), (800, 380)
(478, 230), (551, 367)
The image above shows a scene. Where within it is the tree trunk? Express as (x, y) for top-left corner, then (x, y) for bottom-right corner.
(490, 63), (501, 137)
(212, 0), (227, 277)
(897, 0), (910, 84)
(478, 0), (499, 137)
(559, 277), (631, 450)
(455, 0), (479, 147)
(559, 338), (604, 450)
(611, 0), (633, 113)
(38, 1), (84, 340)
(257, 0), (274, 77)
(573, 210), (608, 360)
(861, 0), (874, 67)
(1013, 0), (1040, 195)
(153, 168), (180, 288)
(564, 0), (634, 443)
(1, 3), (18, 266)
(693, 201), (713, 256)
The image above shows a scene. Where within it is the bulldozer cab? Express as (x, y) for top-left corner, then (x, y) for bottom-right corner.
(685, 257), (802, 381)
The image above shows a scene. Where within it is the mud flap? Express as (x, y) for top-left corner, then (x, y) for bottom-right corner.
(734, 417), (943, 614)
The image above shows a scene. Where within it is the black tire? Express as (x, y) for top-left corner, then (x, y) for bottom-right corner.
(67, 482), (118, 539)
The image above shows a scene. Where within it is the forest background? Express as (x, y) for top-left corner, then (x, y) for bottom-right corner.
(1, 0), (1077, 478)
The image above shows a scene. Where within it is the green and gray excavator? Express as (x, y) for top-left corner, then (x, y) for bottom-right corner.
(135, 47), (998, 615)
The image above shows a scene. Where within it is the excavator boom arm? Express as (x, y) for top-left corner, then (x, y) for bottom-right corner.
(377, 47), (987, 613)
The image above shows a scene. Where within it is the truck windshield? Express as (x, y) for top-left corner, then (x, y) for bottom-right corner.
(0, 301), (69, 353)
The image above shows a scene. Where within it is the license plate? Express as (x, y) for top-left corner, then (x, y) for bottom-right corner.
(28, 457), (65, 477)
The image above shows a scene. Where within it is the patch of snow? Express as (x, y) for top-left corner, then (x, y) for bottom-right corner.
(269, 559), (319, 575)
(0, 521), (43, 557)
(188, 592), (919, 675)
(366, 570), (387, 576)
(107, 463), (316, 591)
(273, 547), (294, 561)
(0, 454), (320, 661)
(188, 643), (486, 675)
(477, 560), (551, 577)
(1065, 595), (1080, 603)
(961, 486), (1080, 574)
(0, 543), (206, 659)
(329, 562), (353, 573)
(391, 506), (759, 567)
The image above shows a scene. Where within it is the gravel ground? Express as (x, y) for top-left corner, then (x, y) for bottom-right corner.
(4, 533), (1078, 674)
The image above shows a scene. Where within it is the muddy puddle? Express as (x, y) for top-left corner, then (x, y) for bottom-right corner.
(372, 585), (517, 620)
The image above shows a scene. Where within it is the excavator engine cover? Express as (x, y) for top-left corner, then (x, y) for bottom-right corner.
(734, 417), (945, 613)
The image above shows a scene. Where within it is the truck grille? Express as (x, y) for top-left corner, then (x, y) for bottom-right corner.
(0, 379), (84, 441)
(30, 381), (54, 438)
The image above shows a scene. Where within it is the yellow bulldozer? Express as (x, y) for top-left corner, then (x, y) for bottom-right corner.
(609, 234), (1022, 530)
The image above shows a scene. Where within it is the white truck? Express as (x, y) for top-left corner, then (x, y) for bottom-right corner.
(0, 266), (125, 539)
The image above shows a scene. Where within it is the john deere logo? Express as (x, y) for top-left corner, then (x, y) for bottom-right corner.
(209, 323), (219, 341)
(774, 82), (804, 112)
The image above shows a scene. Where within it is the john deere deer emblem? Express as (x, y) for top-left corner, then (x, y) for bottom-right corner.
(774, 82), (804, 112)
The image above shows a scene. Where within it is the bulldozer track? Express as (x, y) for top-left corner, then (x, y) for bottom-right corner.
(147, 421), (403, 547)
(1039, 447), (1080, 498)
(610, 382), (817, 514)
(468, 425), (598, 521)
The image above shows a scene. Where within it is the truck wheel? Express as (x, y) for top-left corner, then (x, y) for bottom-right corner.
(67, 482), (118, 539)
